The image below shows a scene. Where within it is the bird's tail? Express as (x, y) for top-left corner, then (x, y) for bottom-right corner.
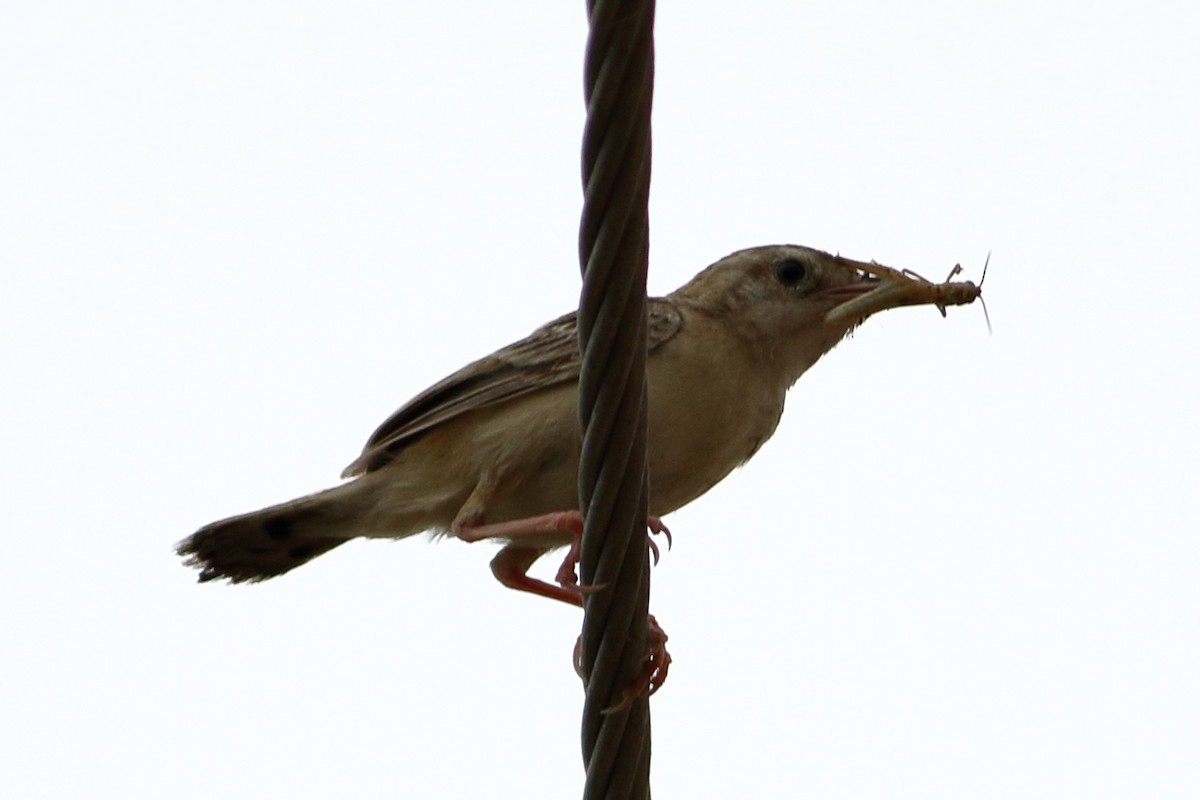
(177, 483), (366, 583)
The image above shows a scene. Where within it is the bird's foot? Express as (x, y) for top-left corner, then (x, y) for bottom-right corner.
(464, 512), (673, 706)
(574, 613), (672, 713)
(555, 515), (670, 591)
(459, 511), (670, 595)
(646, 517), (673, 566)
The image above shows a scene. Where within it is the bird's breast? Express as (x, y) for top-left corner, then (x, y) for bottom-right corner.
(644, 317), (786, 515)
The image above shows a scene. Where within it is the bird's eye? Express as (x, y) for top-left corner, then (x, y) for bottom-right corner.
(774, 258), (807, 286)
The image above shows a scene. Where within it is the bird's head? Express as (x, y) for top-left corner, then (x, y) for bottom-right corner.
(671, 244), (980, 385)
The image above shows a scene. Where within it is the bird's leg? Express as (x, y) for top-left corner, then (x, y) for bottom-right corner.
(554, 533), (585, 590)
(456, 511), (671, 593)
(461, 516), (674, 705)
(456, 510), (585, 542)
(457, 511), (588, 596)
(489, 544), (585, 606)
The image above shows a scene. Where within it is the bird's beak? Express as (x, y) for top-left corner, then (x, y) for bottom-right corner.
(820, 256), (982, 325)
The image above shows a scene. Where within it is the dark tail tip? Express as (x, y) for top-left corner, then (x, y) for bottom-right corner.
(178, 510), (347, 584)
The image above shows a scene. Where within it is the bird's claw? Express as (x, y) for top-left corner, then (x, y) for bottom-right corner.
(605, 613), (671, 712)
(647, 516), (672, 566)
(555, 516), (671, 589)
(572, 614), (672, 713)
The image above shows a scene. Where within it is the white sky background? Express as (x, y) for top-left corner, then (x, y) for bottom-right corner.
(2, 1), (1197, 797)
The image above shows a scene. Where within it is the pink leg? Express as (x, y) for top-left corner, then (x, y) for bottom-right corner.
(457, 510), (671, 591)
(554, 535), (585, 589)
(462, 512), (674, 706)
(455, 510), (584, 543)
(489, 545), (584, 607)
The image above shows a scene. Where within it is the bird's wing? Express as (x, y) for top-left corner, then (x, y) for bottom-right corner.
(341, 298), (684, 477)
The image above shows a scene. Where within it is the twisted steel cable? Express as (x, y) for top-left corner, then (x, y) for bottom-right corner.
(575, 1), (656, 799)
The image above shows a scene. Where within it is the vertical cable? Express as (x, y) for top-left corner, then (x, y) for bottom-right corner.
(576, 1), (656, 799)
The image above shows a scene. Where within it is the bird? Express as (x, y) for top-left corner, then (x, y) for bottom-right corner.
(178, 244), (979, 689)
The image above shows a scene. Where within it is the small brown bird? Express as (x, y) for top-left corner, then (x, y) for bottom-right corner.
(179, 244), (978, 604)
